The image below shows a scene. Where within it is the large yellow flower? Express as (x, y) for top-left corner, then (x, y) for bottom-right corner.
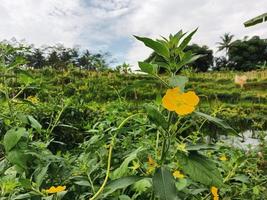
(45, 186), (66, 194)
(162, 87), (199, 115)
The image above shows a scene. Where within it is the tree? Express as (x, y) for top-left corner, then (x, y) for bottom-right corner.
(217, 33), (234, 60)
(185, 44), (213, 72)
(26, 48), (46, 68)
(227, 36), (267, 71)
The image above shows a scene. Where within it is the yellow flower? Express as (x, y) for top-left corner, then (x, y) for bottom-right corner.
(177, 143), (188, 153)
(147, 155), (158, 174)
(173, 170), (185, 179)
(27, 95), (39, 104)
(45, 186), (66, 194)
(211, 186), (219, 200)
(130, 160), (140, 171)
(162, 87), (199, 115)
(219, 155), (227, 161)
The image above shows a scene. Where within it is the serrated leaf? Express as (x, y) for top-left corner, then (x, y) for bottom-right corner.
(152, 166), (180, 200)
(178, 151), (223, 187)
(134, 36), (170, 59)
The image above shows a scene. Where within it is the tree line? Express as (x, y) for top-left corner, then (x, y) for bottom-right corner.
(147, 33), (267, 72)
(0, 39), (110, 71)
(1, 34), (267, 72)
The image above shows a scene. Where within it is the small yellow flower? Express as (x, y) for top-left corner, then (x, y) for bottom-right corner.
(177, 143), (188, 153)
(130, 160), (140, 171)
(147, 155), (158, 174)
(27, 96), (39, 104)
(211, 186), (219, 200)
(45, 185), (66, 194)
(162, 87), (199, 115)
(173, 170), (185, 179)
(219, 155), (227, 161)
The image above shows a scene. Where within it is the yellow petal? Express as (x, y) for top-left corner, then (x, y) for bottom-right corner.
(166, 87), (181, 97)
(162, 95), (177, 111)
(175, 105), (195, 115)
(211, 186), (218, 196)
(219, 155), (227, 161)
(173, 170), (185, 179)
(46, 185), (66, 194)
(181, 91), (199, 107)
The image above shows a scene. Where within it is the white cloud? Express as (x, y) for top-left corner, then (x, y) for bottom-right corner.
(119, 0), (267, 66)
(0, 0), (267, 68)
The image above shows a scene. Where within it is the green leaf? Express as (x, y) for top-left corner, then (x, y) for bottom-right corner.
(138, 61), (158, 74)
(175, 178), (188, 191)
(103, 176), (143, 197)
(3, 127), (27, 152)
(28, 115), (42, 132)
(74, 180), (91, 186)
(134, 36), (170, 59)
(133, 178), (152, 193)
(178, 151), (223, 187)
(179, 28), (198, 51)
(232, 174), (249, 183)
(168, 75), (188, 92)
(194, 111), (237, 134)
(6, 150), (28, 170)
(152, 166), (180, 200)
(19, 178), (32, 190)
(110, 147), (143, 180)
(13, 193), (32, 200)
(17, 69), (34, 85)
(175, 52), (202, 72)
(119, 195), (132, 200)
(146, 105), (168, 130)
(34, 163), (50, 188)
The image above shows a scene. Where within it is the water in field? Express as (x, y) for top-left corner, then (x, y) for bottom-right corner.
(221, 130), (267, 150)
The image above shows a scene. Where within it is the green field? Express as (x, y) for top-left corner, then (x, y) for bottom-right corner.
(0, 66), (267, 199)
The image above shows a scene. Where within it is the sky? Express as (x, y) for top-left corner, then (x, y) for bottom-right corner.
(0, 0), (267, 69)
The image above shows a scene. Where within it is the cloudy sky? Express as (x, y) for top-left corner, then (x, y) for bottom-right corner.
(0, 0), (267, 68)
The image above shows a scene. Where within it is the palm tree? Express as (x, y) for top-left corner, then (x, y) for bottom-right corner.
(217, 33), (234, 60)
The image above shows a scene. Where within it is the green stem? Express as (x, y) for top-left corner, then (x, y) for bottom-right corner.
(90, 138), (114, 200)
(89, 113), (143, 200)
(11, 85), (27, 100)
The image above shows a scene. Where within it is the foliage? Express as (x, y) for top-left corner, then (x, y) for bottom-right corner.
(0, 30), (266, 200)
(0, 40), (110, 71)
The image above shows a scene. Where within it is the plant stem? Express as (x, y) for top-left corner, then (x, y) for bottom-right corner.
(90, 138), (114, 200)
(89, 113), (143, 200)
